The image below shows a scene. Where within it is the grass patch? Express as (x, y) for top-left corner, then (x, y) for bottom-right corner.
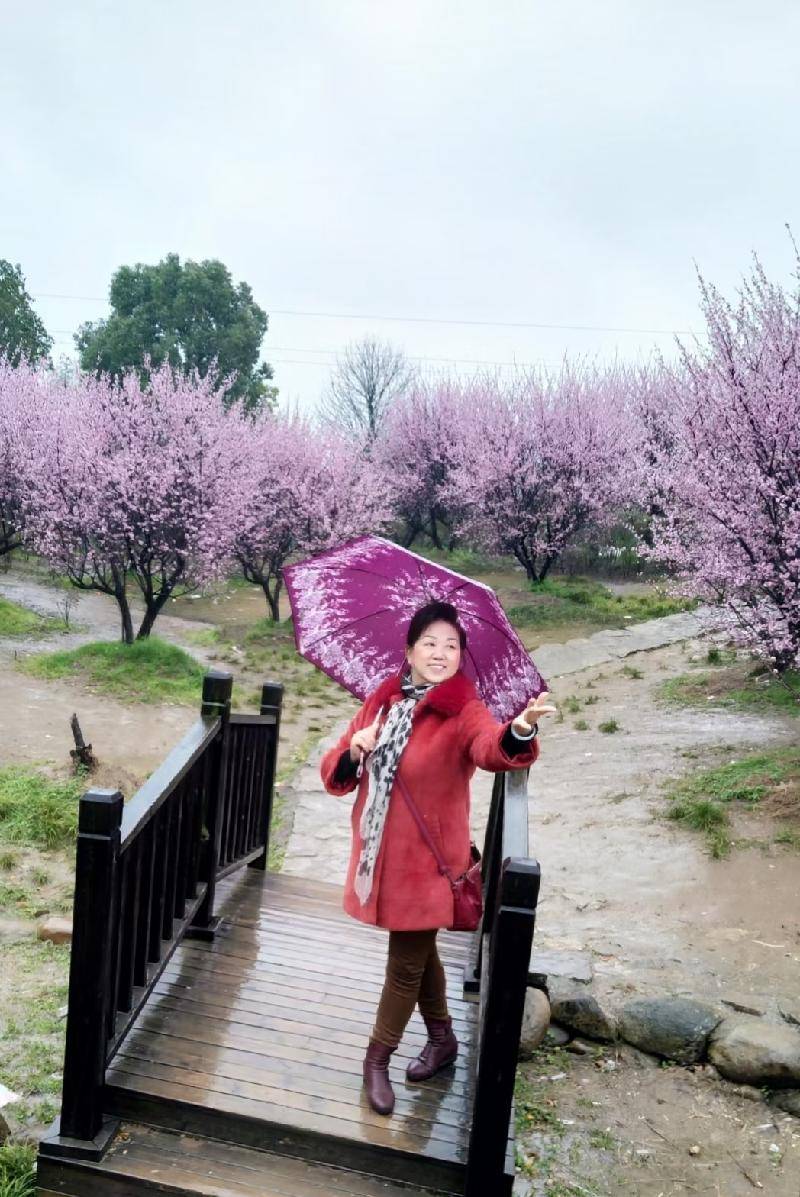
(0, 768), (82, 850)
(507, 576), (694, 634)
(661, 664), (800, 716)
(0, 596), (66, 638)
(665, 746), (800, 857)
(181, 627), (222, 648)
(598, 719), (621, 734)
(20, 637), (206, 706)
(0, 1144), (36, 1197)
(620, 664), (643, 680)
(574, 719), (589, 731)
(0, 940), (69, 1132)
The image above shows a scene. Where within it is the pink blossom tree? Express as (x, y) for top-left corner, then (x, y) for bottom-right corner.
(225, 415), (392, 620)
(643, 253), (800, 677)
(444, 368), (634, 582)
(0, 357), (40, 557)
(374, 380), (468, 549)
(23, 364), (240, 643)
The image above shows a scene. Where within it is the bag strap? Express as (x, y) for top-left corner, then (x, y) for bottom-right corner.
(393, 769), (454, 884)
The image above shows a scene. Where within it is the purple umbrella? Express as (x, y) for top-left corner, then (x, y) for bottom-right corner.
(283, 535), (546, 723)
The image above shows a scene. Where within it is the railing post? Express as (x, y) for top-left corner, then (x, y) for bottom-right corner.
(189, 670), (232, 937)
(249, 680), (283, 871)
(465, 857), (540, 1197)
(51, 789), (124, 1156)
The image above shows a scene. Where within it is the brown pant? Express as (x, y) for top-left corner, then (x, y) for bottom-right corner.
(371, 929), (450, 1049)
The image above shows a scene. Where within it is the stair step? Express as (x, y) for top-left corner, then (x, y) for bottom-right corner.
(37, 1122), (446, 1197)
(104, 1073), (466, 1195)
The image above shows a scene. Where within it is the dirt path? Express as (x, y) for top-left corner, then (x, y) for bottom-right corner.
(517, 638), (799, 1195)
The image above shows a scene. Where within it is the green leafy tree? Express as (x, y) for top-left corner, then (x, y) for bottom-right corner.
(0, 260), (52, 364)
(76, 254), (276, 411)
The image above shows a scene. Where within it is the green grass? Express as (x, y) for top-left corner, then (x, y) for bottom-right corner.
(661, 665), (800, 716)
(598, 719), (621, 734)
(0, 596), (66, 638)
(507, 575), (694, 633)
(0, 941), (69, 1134)
(0, 768), (82, 849)
(0, 1144), (36, 1197)
(181, 627), (223, 648)
(665, 746), (800, 857)
(620, 664), (643, 680)
(20, 636), (206, 706)
(574, 719), (590, 731)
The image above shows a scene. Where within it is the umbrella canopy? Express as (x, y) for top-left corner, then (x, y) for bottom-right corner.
(283, 535), (546, 723)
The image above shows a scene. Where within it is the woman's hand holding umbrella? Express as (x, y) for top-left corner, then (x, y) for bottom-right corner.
(511, 691), (558, 735)
(351, 707), (385, 776)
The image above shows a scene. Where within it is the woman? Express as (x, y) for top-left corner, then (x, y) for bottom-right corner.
(320, 599), (555, 1115)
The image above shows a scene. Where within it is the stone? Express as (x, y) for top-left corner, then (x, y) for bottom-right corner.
(565, 1038), (593, 1055)
(545, 1024), (571, 1047)
(618, 997), (720, 1064)
(770, 1089), (800, 1118)
(36, 916), (72, 945)
(518, 988), (551, 1060)
(529, 947), (593, 986)
(709, 1017), (800, 1087)
(550, 991), (616, 1043)
(778, 999), (800, 1029)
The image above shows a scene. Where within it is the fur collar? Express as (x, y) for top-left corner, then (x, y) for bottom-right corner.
(371, 669), (477, 718)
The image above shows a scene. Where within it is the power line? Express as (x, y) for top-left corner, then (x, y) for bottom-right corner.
(32, 292), (693, 336)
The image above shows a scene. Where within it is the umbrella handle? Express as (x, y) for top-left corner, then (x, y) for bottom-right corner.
(355, 705), (385, 780)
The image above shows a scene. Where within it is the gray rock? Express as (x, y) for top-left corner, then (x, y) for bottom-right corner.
(619, 997), (720, 1064)
(545, 1024), (571, 1047)
(550, 992), (616, 1043)
(778, 999), (800, 1029)
(770, 1089), (800, 1117)
(530, 948), (593, 986)
(519, 988), (551, 1060)
(565, 1038), (593, 1056)
(709, 1017), (800, 1087)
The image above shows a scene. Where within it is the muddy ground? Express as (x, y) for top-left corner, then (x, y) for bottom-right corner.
(0, 564), (798, 1193)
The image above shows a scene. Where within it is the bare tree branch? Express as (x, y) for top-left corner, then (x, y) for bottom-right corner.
(318, 337), (415, 440)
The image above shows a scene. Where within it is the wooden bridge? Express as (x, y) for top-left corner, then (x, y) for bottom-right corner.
(37, 671), (541, 1197)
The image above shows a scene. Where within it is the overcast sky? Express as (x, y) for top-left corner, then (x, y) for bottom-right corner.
(3, 1), (799, 411)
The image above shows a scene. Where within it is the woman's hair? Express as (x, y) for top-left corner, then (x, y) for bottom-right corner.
(406, 600), (467, 650)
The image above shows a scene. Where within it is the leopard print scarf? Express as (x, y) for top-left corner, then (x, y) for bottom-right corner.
(354, 674), (432, 906)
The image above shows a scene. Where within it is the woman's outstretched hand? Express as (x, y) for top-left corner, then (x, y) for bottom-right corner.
(350, 709), (384, 762)
(511, 690), (558, 736)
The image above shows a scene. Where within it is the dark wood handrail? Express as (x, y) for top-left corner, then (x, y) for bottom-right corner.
(464, 765), (540, 1197)
(43, 671), (284, 1163)
(120, 716), (220, 852)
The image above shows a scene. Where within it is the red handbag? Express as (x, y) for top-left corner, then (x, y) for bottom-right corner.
(394, 772), (483, 932)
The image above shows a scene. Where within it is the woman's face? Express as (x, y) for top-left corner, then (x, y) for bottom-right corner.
(406, 619), (461, 686)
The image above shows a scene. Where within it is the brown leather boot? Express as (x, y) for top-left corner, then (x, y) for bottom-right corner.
(406, 1016), (458, 1082)
(363, 1040), (396, 1114)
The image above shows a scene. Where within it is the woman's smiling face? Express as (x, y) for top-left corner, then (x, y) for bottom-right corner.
(406, 619), (462, 686)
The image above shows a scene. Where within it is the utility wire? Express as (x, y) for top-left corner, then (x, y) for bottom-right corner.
(33, 292), (692, 336)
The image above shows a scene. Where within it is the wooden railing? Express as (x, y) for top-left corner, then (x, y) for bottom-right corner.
(42, 671), (283, 1160)
(464, 768), (541, 1197)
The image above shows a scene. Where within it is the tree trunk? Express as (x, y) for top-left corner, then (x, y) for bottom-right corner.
(116, 592), (135, 645)
(136, 602), (160, 640)
(511, 545), (539, 583)
(262, 578), (281, 622)
(428, 514), (444, 551)
(399, 519), (421, 549)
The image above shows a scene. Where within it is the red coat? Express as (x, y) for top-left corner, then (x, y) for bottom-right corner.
(320, 669), (539, 931)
